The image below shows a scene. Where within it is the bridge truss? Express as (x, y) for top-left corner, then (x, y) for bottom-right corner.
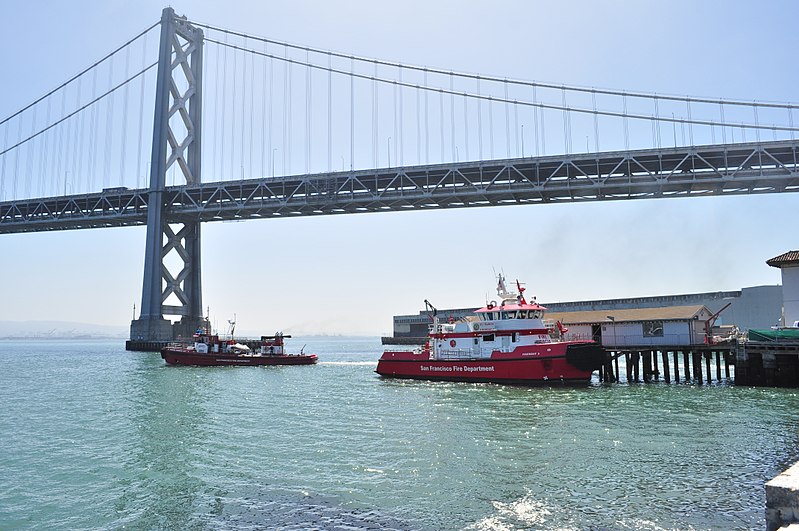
(1, 139), (796, 233)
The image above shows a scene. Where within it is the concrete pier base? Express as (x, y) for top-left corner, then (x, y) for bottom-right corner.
(767, 462), (799, 530)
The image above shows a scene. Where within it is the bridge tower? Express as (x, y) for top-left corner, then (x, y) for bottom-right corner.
(130, 8), (206, 341)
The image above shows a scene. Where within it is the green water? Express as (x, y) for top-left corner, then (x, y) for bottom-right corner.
(0, 338), (797, 530)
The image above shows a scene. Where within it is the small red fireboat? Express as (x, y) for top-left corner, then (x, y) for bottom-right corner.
(376, 274), (604, 385)
(161, 330), (317, 366)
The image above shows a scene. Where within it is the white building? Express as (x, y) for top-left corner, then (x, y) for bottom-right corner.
(767, 251), (799, 327)
(547, 305), (714, 348)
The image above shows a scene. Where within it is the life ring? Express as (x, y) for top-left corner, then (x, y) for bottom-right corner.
(449, 339), (456, 348)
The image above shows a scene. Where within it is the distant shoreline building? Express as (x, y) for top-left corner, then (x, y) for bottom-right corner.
(390, 285), (782, 340)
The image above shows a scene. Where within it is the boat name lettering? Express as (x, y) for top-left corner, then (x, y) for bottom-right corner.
(474, 323), (496, 331)
(420, 365), (495, 372)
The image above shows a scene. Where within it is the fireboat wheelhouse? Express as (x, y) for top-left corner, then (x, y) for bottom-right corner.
(376, 275), (605, 384)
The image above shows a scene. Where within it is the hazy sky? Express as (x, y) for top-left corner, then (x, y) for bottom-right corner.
(1, 1), (797, 336)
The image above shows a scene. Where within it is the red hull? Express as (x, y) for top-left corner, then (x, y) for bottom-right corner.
(376, 342), (603, 385)
(161, 348), (318, 366)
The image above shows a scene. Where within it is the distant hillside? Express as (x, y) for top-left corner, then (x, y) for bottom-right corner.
(0, 320), (128, 339)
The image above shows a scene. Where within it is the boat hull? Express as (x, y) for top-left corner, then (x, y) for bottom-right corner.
(376, 342), (604, 385)
(161, 348), (318, 366)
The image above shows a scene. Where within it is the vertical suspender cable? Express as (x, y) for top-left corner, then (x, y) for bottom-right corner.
(416, 73), (425, 165)
(120, 46), (130, 187)
(26, 108), (34, 196)
(0, 119), (7, 200)
(540, 92), (546, 156)
(477, 77), (483, 160)
(231, 41), (238, 179)
(76, 77), (86, 192)
(70, 79), (79, 191)
(306, 48), (311, 174)
(439, 89), (444, 163)
(592, 89), (599, 152)
(504, 80), (510, 158)
(622, 92), (629, 151)
(753, 103), (760, 143)
(56, 90), (66, 196)
(488, 95), (494, 159)
(477, 76), (483, 160)
(532, 85), (538, 157)
(287, 53), (293, 175)
(398, 66), (404, 166)
(653, 95), (661, 149)
(282, 46), (288, 176)
(371, 63), (376, 167)
(450, 73), (455, 161)
(13, 114), (20, 198)
(41, 95), (51, 196)
(514, 101), (519, 157)
(241, 37), (248, 179)
(719, 102), (727, 144)
(250, 42), (256, 178)
(350, 57), (354, 171)
(220, 34), (228, 179)
(261, 41), (267, 177)
(561, 87), (568, 153)
(268, 49), (274, 176)
(393, 77), (398, 166)
(328, 52), (332, 172)
(424, 69), (429, 164)
(137, 33), (148, 188)
(104, 55), (115, 187)
(463, 92), (469, 161)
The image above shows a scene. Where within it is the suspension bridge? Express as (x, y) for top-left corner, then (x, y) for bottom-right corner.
(0, 8), (797, 342)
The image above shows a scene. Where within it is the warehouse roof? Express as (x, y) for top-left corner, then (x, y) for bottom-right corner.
(548, 305), (709, 325)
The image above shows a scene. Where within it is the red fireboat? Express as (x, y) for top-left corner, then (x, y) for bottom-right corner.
(376, 274), (604, 385)
(161, 329), (317, 366)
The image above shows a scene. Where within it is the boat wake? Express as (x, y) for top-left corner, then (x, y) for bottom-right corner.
(467, 491), (558, 530)
(467, 490), (693, 530)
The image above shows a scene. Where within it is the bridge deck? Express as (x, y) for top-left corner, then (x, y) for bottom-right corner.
(1, 140), (797, 234)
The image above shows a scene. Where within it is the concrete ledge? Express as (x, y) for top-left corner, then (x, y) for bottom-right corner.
(767, 462), (799, 530)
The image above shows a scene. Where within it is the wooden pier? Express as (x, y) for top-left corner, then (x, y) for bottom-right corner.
(597, 345), (734, 384)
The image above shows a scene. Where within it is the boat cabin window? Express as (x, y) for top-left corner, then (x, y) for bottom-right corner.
(506, 311), (516, 319)
(482, 334), (495, 342)
(517, 310), (527, 319)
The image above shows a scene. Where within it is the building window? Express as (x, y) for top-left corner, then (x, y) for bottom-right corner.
(642, 321), (664, 337)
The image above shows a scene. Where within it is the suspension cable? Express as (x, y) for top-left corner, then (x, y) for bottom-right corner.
(206, 38), (799, 133)
(0, 63), (158, 158)
(194, 20), (798, 110)
(0, 21), (159, 127)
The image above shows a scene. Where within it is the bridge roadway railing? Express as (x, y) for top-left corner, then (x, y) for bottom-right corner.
(1, 140), (797, 234)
